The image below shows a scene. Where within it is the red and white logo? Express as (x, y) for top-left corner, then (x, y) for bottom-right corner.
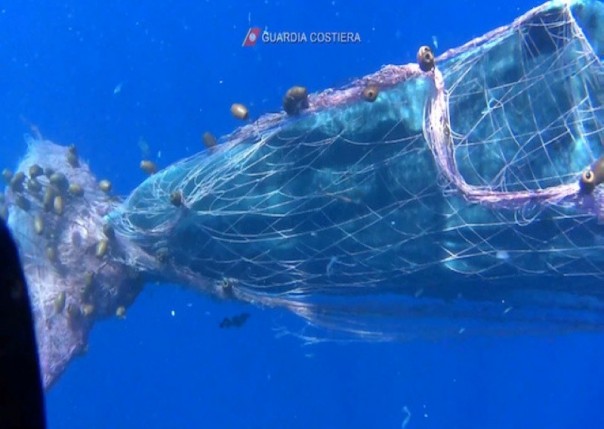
(242, 27), (261, 47)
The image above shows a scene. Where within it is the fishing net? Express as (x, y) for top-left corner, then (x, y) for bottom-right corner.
(2, 138), (143, 388)
(4, 0), (604, 389)
(108, 0), (604, 337)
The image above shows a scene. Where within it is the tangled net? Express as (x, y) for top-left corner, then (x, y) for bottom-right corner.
(4, 0), (604, 388)
(109, 0), (604, 337)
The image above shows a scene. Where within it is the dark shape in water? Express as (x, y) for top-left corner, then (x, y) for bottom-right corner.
(219, 312), (250, 329)
(66, 145), (79, 168)
(202, 132), (217, 150)
(0, 220), (46, 428)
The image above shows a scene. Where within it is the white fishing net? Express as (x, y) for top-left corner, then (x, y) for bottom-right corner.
(3, 137), (143, 388)
(5, 1), (604, 380)
(111, 0), (604, 286)
(107, 0), (604, 338)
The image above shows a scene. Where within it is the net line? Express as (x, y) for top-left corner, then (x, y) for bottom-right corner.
(427, 0), (598, 208)
(4, 1), (604, 375)
(107, 0), (604, 302)
(8, 0), (604, 386)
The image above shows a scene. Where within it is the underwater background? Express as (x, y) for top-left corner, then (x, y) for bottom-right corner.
(2, 0), (604, 427)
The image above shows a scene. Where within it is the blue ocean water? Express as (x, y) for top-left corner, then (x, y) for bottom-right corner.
(2, 0), (604, 428)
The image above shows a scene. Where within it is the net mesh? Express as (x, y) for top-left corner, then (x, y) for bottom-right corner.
(10, 0), (604, 389)
(3, 137), (144, 388)
(105, 0), (604, 337)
